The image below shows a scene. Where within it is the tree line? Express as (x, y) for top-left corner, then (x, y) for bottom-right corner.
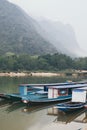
(0, 53), (87, 71)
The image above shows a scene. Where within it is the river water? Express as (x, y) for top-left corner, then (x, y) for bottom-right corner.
(0, 76), (87, 130)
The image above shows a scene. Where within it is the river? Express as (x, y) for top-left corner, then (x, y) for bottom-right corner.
(0, 76), (87, 130)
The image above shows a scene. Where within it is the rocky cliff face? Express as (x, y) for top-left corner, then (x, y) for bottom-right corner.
(0, 0), (57, 55)
(35, 19), (82, 57)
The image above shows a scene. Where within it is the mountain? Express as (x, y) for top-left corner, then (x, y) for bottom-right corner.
(34, 19), (82, 57)
(0, 0), (57, 55)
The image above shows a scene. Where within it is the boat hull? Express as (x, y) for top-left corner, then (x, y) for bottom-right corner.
(57, 102), (85, 112)
(22, 95), (72, 104)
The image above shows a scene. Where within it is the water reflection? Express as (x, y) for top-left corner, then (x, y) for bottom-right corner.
(1, 98), (87, 125)
(6, 101), (25, 113)
(22, 102), (87, 125)
(22, 102), (58, 114)
(0, 98), (26, 113)
(47, 106), (87, 124)
(0, 98), (87, 130)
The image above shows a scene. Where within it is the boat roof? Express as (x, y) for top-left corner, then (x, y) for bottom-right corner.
(19, 82), (74, 87)
(47, 83), (87, 89)
(19, 81), (87, 87)
(74, 86), (87, 91)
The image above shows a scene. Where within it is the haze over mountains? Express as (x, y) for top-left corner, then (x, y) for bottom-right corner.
(34, 19), (83, 57)
(0, 0), (57, 55)
(0, 0), (83, 57)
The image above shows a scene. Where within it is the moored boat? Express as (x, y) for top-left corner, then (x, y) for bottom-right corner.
(22, 83), (87, 104)
(1, 81), (87, 104)
(57, 86), (87, 112)
(0, 82), (74, 102)
(57, 102), (85, 112)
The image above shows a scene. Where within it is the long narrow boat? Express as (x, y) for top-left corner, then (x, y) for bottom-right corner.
(57, 102), (85, 112)
(0, 81), (76, 101)
(57, 87), (87, 113)
(0, 81), (87, 103)
(22, 83), (87, 104)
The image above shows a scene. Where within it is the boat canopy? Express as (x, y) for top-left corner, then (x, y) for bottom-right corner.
(46, 83), (87, 89)
(73, 86), (87, 91)
(19, 82), (74, 87)
(19, 82), (87, 88)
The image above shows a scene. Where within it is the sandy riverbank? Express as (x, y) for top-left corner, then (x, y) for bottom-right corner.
(0, 72), (65, 77)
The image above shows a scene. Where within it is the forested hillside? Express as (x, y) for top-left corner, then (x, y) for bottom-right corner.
(0, 53), (87, 71)
(0, 0), (57, 55)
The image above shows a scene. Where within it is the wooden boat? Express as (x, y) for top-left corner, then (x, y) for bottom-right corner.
(22, 83), (87, 104)
(0, 81), (75, 102)
(57, 87), (87, 112)
(57, 102), (85, 112)
(1, 81), (87, 103)
(0, 84), (44, 102)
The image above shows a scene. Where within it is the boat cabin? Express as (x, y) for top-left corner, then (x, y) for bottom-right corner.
(19, 83), (87, 97)
(18, 82), (73, 96)
(19, 84), (42, 96)
(47, 84), (87, 99)
(19, 82), (75, 96)
(72, 87), (87, 103)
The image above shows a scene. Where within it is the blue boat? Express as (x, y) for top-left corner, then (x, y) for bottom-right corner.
(22, 83), (87, 104)
(57, 87), (87, 112)
(0, 81), (75, 101)
(57, 102), (85, 112)
(1, 81), (87, 104)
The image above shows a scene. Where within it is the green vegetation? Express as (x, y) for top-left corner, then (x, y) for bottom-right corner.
(0, 0), (57, 55)
(0, 53), (87, 72)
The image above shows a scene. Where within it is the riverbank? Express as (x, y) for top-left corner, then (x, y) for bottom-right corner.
(0, 72), (65, 77)
(0, 70), (86, 77)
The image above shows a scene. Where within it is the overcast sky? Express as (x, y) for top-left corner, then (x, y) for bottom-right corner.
(8, 0), (87, 54)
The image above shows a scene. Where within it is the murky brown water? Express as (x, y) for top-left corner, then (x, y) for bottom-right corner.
(0, 76), (87, 130)
(0, 101), (87, 130)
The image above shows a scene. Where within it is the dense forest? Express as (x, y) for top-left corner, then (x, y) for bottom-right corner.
(0, 53), (87, 72)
